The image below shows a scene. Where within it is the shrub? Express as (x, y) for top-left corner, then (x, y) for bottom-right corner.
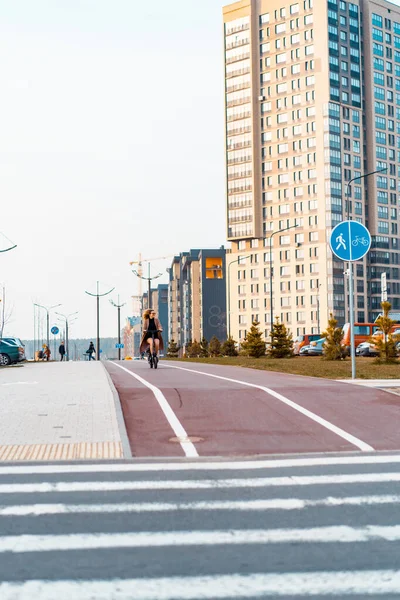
(322, 313), (346, 360)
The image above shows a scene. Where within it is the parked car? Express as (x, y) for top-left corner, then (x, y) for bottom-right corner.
(355, 341), (379, 357)
(1, 337), (25, 349)
(299, 344), (312, 356)
(307, 337), (326, 356)
(0, 339), (26, 366)
(293, 334), (322, 355)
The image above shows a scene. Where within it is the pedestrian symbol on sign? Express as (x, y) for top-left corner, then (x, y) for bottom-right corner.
(336, 233), (347, 251)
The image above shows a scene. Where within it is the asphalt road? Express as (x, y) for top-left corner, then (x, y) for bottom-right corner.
(1, 453), (400, 598)
(105, 360), (400, 458)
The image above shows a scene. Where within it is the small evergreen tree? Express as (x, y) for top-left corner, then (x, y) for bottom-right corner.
(209, 336), (222, 357)
(184, 340), (193, 358)
(166, 339), (180, 358)
(221, 335), (238, 356)
(322, 313), (346, 360)
(268, 317), (293, 358)
(370, 301), (398, 363)
(240, 321), (266, 358)
(187, 339), (201, 358)
(200, 337), (209, 358)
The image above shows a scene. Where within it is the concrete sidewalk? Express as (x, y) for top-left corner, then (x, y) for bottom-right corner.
(0, 362), (130, 461)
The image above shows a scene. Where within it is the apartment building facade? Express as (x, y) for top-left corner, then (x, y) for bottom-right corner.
(223, 0), (400, 344)
(168, 248), (227, 353)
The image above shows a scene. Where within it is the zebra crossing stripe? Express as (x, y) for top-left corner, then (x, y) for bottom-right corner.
(1, 454), (400, 476)
(2, 471), (400, 494)
(1, 570), (400, 598)
(1, 525), (400, 553)
(1, 494), (400, 516)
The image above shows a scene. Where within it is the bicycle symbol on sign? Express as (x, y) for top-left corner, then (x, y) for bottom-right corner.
(351, 236), (369, 247)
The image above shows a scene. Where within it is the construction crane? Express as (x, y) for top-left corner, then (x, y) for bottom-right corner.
(129, 253), (174, 298)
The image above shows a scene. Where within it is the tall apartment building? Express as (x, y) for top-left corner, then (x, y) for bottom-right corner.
(223, 0), (400, 344)
(168, 248), (227, 353)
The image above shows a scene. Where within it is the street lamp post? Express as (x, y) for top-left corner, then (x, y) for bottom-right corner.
(267, 224), (298, 334)
(344, 167), (387, 380)
(132, 263), (163, 310)
(227, 255), (251, 339)
(34, 303), (62, 349)
(55, 312), (78, 361)
(85, 282), (115, 361)
(110, 296), (126, 361)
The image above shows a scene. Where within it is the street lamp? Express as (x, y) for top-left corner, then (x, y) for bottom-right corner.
(85, 281), (115, 360)
(267, 224), (298, 334)
(344, 167), (387, 380)
(34, 303), (62, 349)
(110, 296), (126, 361)
(55, 311), (78, 361)
(227, 254), (251, 339)
(132, 263), (163, 310)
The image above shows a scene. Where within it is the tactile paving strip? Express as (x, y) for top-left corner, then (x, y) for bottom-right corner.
(0, 442), (123, 461)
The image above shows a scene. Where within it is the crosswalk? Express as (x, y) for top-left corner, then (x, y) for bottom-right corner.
(0, 453), (400, 598)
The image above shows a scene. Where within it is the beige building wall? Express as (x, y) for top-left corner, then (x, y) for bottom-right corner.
(224, 0), (334, 345)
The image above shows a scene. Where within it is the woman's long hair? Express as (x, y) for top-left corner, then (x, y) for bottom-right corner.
(143, 309), (152, 320)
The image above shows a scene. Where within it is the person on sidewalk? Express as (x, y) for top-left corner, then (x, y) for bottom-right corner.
(87, 341), (96, 360)
(42, 344), (51, 361)
(59, 341), (66, 361)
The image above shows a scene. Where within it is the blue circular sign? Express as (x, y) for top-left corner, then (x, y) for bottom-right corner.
(330, 220), (371, 262)
(51, 326), (59, 335)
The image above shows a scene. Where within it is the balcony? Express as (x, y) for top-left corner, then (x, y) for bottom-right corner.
(228, 183), (252, 193)
(226, 125), (252, 136)
(226, 51), (250, 65)
(227, 110), (252, 122)
(227, 155), (252, 165)
(229, 215), (253, 224)
(226, 96), (251, 108)
(225, 38), (250, 50)
(226, 67), (251, 80)
(228, 170), (252, 180)
(226, 81), (251, 94)
(225, 23), (249, 36)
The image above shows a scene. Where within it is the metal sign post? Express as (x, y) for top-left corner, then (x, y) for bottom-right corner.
(330, 220), (371, 379)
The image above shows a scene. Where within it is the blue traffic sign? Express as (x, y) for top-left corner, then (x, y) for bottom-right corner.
(115, 343), (124, 349)
(330, 220), (371, 262)
(51, 326), (59, 335)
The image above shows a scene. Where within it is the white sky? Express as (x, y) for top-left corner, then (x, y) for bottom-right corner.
(2, 0), (400, 341)
(0, 0), (227, 340)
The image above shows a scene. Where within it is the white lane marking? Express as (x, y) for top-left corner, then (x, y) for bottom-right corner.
(163, 364), (374, 452)
(1, 525), (400, 553)
(1, 494), (400, 516)
(2, 471), (400, 494)
(111, 362), (198, 458)
(1, 381), (38, 386)
(1, 453), (400, 475)
(1, 571), (400, 599)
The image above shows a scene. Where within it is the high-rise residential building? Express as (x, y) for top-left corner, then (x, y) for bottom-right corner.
(223, 0), (400, 345)
(168, 248), (227, 354)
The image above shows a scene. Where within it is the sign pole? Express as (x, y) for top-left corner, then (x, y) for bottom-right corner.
(348, 262), (356, 379)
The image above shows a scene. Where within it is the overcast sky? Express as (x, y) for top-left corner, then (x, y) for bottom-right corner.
(0, 0), (227, 342)
(3, 0), (400, 344)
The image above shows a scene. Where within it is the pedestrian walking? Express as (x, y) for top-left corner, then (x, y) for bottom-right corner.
(87, 341), (96, 361)
(59, 341), (66, 361)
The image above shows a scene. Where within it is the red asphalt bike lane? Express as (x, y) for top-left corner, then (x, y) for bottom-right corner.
(104, 360), (400, 458)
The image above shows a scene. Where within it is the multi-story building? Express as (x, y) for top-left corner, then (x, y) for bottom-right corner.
(223, 0), (400, 345)
(168, 248), (227, 353)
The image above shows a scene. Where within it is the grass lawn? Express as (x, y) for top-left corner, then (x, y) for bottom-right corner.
(165, 356), (400, 380)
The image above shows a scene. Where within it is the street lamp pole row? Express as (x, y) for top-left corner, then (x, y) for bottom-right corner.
(85, 282), (115, 361)
(132, 263), (163, 310)
(110, 296), (126, 361)
(33, 303), (62, 349)
(55, 311), (78, 361)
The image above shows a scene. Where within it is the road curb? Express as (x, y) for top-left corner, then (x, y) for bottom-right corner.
(102, 362), (132, 459)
